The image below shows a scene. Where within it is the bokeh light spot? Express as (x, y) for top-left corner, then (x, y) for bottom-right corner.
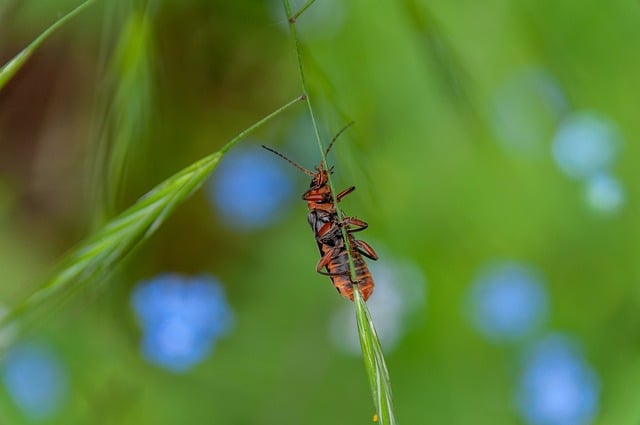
(516, 334), (600, 425)
(131, 274), (233, 373)
(467, 261), (548, 342)
(492, 68), (568, 157)
(584, 173), (624, 214)
(552, 112), (622, 180)
(2, 342), (69, 420)
(206, 145), (294, 231)
(330, 254), (427, 355)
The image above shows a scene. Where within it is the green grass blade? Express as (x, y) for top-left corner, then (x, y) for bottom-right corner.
(354, 288), (398, 425)
(0, 0), (95, 91)
(100, 6), (156, 217)
(0, 95), (303, 328)
(281, 1), (399, 421)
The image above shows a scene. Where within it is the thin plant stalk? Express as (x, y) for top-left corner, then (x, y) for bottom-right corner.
(0, 0), (95, 91)
(282, 1), (398, 423)
(282, 0), (356, 277)
(289, 0), (316, 22)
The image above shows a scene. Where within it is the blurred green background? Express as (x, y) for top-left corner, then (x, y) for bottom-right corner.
(1, 0), (640, 424)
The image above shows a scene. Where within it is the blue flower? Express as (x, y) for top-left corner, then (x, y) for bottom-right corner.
(2, 342), (69, 420)
(467, 261), (548, 342)
(552, 112), (622, 180)
(131, 274), (233, 372)
(516, 334), (600, 425)
(206, 145), (294, 231)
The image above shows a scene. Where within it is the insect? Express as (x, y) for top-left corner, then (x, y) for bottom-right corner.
(308, 209), (378, 300)
(262, 124), (378, 301)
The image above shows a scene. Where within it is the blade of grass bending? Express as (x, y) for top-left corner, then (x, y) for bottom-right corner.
(0, 0), (95, 91)
(282, 2), (399, 424)
(0, 95), (303, 328)
(104, 7), (156, 218)
(354, 287), (398, 425)
(281, 0), (357, 280)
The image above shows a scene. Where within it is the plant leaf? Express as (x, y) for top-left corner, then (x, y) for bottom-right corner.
(0, 95), (303, 328)
(91, 6), (156, 219)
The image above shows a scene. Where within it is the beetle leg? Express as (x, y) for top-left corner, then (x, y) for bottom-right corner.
(315, 223), (344, 246)
(316, 248), (340, 273)
(341, 216), (368, 233)
(317, 270), (350, 276)
(336, 186), (356, 201)
(353, 239), (378, 260)
(316, 221), (333, 238)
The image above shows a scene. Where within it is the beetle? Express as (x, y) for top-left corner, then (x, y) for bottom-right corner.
(262, 123), (378, 301)
(308, 209), (378, 300)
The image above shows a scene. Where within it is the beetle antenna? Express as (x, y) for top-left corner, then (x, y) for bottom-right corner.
(325, 121), (355, 157)
(261, 145), (314, 176)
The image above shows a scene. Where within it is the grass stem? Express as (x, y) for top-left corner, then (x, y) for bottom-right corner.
(0, 0), (96, 91)
(281, 2), (398, 423)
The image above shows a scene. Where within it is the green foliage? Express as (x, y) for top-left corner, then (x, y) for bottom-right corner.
(0, 0), (94, 92)
(90, 4), (156, 220)
(0, 95), (302, 329)
(2, 0), (639, 424)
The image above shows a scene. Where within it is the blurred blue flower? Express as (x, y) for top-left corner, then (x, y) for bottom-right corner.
(131, 274), (233, 373)
(2, 342), (69, 420)
(492, 68), (568, 157)
(206, 145), (294, 231)
(516, 334), (600, 425)
(552, 111), (622, 180)
(584, 173), (624, 214)
(330, 252), (427, 355)
(467, 261), (548, 342)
